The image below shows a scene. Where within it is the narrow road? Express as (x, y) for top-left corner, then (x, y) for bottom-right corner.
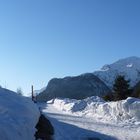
(38, 103), (140, 140)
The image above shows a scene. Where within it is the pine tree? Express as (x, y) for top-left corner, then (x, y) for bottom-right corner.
(113, 75), (130, 100)
(133, 82), (140, 98)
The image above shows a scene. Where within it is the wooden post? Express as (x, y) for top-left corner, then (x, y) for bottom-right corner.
(31, 85), (34, 101)
(32, 85), (37, 103)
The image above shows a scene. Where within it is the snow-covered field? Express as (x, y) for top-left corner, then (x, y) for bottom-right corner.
(0, 88), (40, 140)
(40, 96), (140, 140)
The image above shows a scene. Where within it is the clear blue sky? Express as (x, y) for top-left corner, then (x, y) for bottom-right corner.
(0, 0), (140, 94)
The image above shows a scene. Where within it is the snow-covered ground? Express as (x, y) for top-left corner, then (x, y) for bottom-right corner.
(40, 96), (140, 140)
(51, 97), (140, 124)
(0, 87), (40, 140)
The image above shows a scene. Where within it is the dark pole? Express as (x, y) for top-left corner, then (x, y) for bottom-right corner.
(31, 85), (34, 101)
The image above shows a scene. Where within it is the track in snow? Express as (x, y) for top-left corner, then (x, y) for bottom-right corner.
(39, 103), (140, 140)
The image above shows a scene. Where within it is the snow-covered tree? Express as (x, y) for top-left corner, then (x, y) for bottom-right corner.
(17, 87), (23, 96)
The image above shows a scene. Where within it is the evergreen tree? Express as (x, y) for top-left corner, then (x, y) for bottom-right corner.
(133, 82), (140, 98)
(113, 75), (130, 100)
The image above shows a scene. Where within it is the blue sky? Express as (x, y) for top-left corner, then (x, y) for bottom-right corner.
(0, 0), (140, 94)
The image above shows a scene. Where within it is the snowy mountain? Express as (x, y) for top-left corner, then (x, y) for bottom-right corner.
(94, 56), (140, 89)
(37, 56), (140, 101)
(36, 73), (110, 102)
(0, 87), (40, 140)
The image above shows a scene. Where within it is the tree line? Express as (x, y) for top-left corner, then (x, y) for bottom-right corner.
(103, 75), (140, 101)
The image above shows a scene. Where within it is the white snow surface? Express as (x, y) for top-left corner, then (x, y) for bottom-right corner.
(51, 96), (104, 114)
(0, 88), (40, 140)
(50, 96), (140, 123)
(94, 56), (140, 88)
(39, 96), (140, 140)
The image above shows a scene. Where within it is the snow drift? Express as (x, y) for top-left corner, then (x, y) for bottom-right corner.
(0, 87), (40, 140)
(50, 96), (140, 123)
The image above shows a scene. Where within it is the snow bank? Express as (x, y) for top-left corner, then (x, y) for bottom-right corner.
(0, 88), (40, 140)
(85, 97), (140, 122)
(51, 96), (104, 113)
(51, 96), (140, 123)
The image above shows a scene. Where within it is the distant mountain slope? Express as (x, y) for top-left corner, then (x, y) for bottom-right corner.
(37, 56), (140, 102)
(36, 73), (110, 102)
(94, 56), (140, 89)
(34, 87), (46, 95)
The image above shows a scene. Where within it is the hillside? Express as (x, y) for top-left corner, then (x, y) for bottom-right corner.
(36, 73), (110, 102)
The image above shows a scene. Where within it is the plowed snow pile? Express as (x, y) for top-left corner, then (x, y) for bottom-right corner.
(51, 96), (140, 123)
(0, 87), (40, 140)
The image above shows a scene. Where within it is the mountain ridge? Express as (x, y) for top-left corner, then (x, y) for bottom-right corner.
(94, 56), (140, 89)
(36, 56), (140, 101)
(36, 73), (110, 101)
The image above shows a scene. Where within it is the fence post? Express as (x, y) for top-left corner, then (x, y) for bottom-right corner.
(32, 85), (34, 101)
